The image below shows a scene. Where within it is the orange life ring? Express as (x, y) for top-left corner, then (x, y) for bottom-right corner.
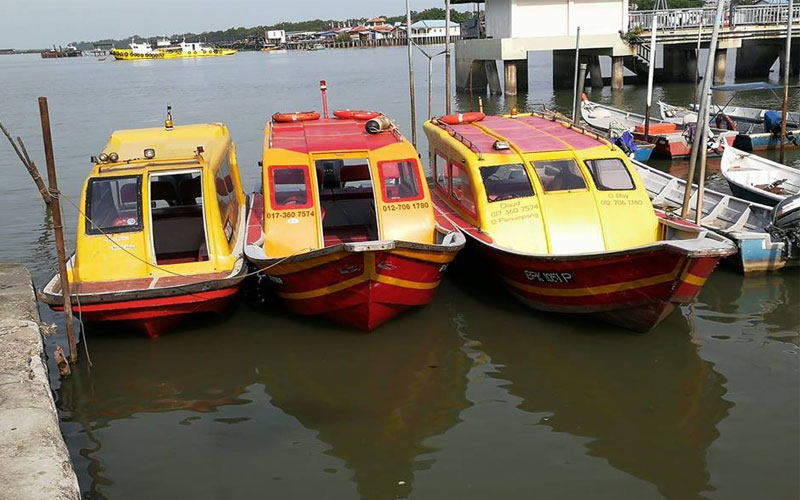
(715, 113), (736, 131)
(438, 112), (485, 125)
(272, 111), (321, 122)
(333, 109), (381, 120)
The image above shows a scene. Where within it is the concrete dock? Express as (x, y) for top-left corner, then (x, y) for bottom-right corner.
(0, 263), (80, 500)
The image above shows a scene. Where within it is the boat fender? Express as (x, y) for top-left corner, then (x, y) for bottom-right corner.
(715, 113), (736, 131)
(272, 111), (321, 122)
(438, 112), (485, 125)
(333, 109), (381, 120)
(580, 93), (589, 101)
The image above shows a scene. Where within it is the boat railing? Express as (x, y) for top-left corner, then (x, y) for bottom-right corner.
(434, 120), (484, 160)
(97, 157), (201, 172)
(531, 110), (617, 151)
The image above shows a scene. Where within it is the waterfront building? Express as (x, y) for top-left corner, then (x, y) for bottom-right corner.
(410, 20), (461, 39)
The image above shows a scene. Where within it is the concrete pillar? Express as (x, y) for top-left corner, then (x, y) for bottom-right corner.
(611, 56), (624, 90)
(662, 45), (697, 82)
(588, 55), (603, 88)
(713, 48), (727, 85)
(553, 50), (575, 89)
(504, 61), (517, 96)
(735, 40), (780, 79)
(504, 59), (528, 95)
(486, 60), (502, 95)
(778, 43), (800, 77)
(455, 58), (489, 92)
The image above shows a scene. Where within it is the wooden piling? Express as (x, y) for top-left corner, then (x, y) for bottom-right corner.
(38, 97), (78, 364)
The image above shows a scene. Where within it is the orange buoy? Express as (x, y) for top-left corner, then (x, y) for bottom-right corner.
(438, 112), (485, 125)
(333, 109), (381, 120)
(272, 111), (321, 123)
(715, 113), (737, 131)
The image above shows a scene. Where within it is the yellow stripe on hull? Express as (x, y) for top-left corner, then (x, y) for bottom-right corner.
(111, 50), (236, 61)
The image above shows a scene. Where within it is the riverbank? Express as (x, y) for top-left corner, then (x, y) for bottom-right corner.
(0, 263), (80, 500)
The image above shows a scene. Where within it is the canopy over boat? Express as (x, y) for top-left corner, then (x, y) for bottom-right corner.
(710, 82), (800, 92)
(41, 121), (247, 337)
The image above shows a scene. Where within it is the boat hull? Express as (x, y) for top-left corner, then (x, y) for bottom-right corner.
(253, 245), (457, 331)
(642, 132), (734, 159)
(475, 241), (721, 332)
(49, 286), (240, 338)
(632, 143), (655, 163)
(110, 49), (236, 60)
(726, 181), (780, 207)
(732, 132), (800, 152)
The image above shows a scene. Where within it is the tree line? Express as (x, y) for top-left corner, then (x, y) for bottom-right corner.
(71, 8), (475, 50)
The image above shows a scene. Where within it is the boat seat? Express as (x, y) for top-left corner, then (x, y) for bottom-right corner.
(120, 183), (138, 204)
(179, 177), (202, 205)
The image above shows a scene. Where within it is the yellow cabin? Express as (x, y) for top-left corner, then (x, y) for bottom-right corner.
(71, 122), (246, 284)
(257, 116), (436, 258)
(423, 113), (660, 255)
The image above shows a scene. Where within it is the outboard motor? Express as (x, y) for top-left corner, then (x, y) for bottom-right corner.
(764, 110), (783, 136)
(613, 130), (638, 157)
(768, 193), (800, 260)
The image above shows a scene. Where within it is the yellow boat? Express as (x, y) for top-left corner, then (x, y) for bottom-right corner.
(244, 84), (465, 330)
(111, 40), (236, 60)
(424, 111), (735, 331)
(40, 112), (247, 338)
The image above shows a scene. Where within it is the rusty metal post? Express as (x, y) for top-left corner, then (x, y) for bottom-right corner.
(780, 0), (794, 164)
(445, 0), (452, 114)
(38, 97), (78, 363)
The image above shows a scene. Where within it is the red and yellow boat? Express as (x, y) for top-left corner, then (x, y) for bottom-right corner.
(244, 83), (465, 331)
(424, 111), (736, 332)
(40, 118), (247, 338)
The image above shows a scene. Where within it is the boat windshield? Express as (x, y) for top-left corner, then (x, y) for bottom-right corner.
(85, 175), (142, 235)
(531, 159), (587, 192)
(480, 164), (535, 202)
(314, 157), (379, 246)
(584, 158), (635, 191)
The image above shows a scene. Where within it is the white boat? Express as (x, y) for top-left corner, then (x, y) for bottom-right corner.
(659, 101), (800, 128)
(720, 144), (800, 206)
(633, 159), (799, 273)
(580, 97), (737, 159)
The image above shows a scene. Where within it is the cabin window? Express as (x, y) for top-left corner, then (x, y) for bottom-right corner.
(434, 154), (449, 191)
(451, 162), (477, 216)
(377, 159), (424, 202)
(584, 158), (636, 191)
(149, 170), (209, 265)
(314, 158), (379, 247)
(215, 150), (239, 242)
(268, 166), (312, 209)
(85, 176), (142, 235)
(480, 164), (535, 202)
(532, 159), (587, 192)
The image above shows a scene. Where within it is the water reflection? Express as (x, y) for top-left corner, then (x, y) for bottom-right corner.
(57, 298), (472, 499)
(447, 267), (732, 500)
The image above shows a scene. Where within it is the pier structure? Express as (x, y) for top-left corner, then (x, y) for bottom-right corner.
(454, 0), (799, 95)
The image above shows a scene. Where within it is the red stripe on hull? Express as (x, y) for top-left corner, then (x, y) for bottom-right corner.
(479, 244), (721, 332)
(52, 287), (240, 338)
(268, 250), (449, 331)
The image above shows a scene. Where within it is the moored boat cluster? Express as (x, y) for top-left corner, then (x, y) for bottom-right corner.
(39, 82), (800, 339)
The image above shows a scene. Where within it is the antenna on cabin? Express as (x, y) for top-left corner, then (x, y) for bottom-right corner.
(165, 105), (174, 130)
(319, 80), (329, 119)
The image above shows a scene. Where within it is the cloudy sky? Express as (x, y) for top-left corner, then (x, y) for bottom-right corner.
(1, 0), (473, 49)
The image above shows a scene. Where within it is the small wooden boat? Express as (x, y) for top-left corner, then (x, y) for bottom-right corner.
(245, 84), (465, 331)
(633, 160), (799, 273)
(659, 99), (800, 152)
(581, 96), (737, 159)
(40, 119), (248, 338)
(720, 144), (800, 206)
(424, 111), (735, 332)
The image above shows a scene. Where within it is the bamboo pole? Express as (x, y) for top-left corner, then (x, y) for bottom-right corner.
(571, 27), (581, 123)
(644, 15), (658, 139)
(406, 0), (417, 148)
(693, 21), (703, 110)
(687, 0), (726, 222)
(574, 63), (588, 124)
(445, 0), (452, 115)
(38, 97), (78, 363)
(0, 122), (52, 204)
(780, 0), (794, 164)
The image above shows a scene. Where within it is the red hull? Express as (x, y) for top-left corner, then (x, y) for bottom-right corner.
(640, 132), (734, 159)
(484, 245), (719, 331)
(52, 287), (240, 338)
(264, 249), (452, 331)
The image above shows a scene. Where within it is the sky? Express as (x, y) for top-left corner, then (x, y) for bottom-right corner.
(1, 0), (474, 49)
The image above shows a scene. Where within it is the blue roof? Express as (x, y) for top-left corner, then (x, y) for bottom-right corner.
(410, 20), (459, 29)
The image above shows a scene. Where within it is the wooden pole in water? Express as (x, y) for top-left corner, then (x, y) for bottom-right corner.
(38, 97), (78, 364)
(571, 26), (581, 123)
(780, 0), (794, 164)
(693, 21), (703, 110)
(686, 0), (726, 222)
(406, 0), (417, 148)
(644, 15), (658, 139)
(574, 63), (587, 124)
(445, 0), (452, 115)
